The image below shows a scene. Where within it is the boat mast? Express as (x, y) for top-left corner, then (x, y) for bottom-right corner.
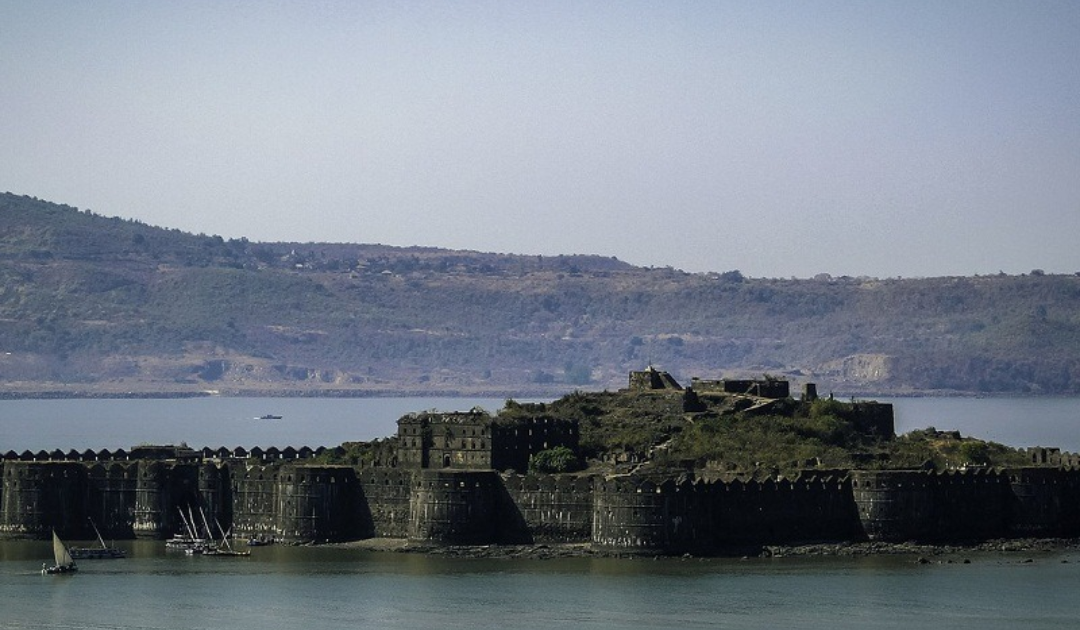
(178, 507), (197, 540)
(89, 518), (108, 549)
(199, 507), (215, 545)
(188, 506), (202, 540)
(215, 518), (234, 551)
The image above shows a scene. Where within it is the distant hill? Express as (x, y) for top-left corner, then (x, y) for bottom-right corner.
(3, 191), (1079, 397)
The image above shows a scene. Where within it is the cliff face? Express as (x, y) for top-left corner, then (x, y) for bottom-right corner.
(819, 354), (894, 384)
(5, 192), (1080, 396)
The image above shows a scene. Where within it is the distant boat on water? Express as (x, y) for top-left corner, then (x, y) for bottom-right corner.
(42, 530), (78, 575)
(207, 516), (251, 557)
(167, 507), (212, 554)
(70, 519), (125, 560)
(189, 516), (251, 557)
(172, 506), (250, 557)
(202, 540), (251, 557)
(255, 414), (282, 420)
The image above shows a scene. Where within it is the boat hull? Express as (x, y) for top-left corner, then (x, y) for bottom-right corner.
(70, 547), (126, 559)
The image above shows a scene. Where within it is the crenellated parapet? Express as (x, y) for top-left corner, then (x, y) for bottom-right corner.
(716, 472), (860, 544)
(1004, 466), (1080, 537)
(4, 448), (1079, 550)
(356, 468), (414, 538)
(274, 465), (358, 542)
(498, 473), (594, 544)
(1024, 447), (1080, 468)
(231, 463), (360, 543)
(849, 467), (1080, 542)
(231, 463), (278, 537)
(850, 470), (937, 541)
(408, 469), (498, 544)
(931, 468), (1010, 540)
(85, 461), (139, 538)
(591, 474), (714, 552)
(1, 461), (89, 538)
(132, 460), (208, 538)
(1, 445), (333, 464)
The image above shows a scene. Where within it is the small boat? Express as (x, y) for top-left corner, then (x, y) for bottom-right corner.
(175, 507), (250, 557)
(69, 545), (125, 559)
(42, 530), (78, 575)
(166, 535), (211, 553)
(70, 519), (126, 560)
(166, 506), (211, 553)
(202, 520), (250, 557)
(202, 546), (251, 557)
(255, 414), (282, 420)
(183, 543), (214, 556)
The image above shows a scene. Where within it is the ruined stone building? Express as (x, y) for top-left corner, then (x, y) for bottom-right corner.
(628, 366), (793, 399)
(396, 409), (578, 472)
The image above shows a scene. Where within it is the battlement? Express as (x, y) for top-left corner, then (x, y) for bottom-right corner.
(1025, 447), (1080, 467)
(1, 444), (337, 464)
(3, 457), (1078, 550)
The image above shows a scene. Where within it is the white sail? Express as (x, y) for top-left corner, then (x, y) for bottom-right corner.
(53, 530), (75, 567)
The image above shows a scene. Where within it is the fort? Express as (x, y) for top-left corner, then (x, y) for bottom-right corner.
(3, 370), (1079, 553)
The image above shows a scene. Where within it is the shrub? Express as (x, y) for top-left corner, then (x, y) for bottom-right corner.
(529, 446), (582, 473)
(958, 441), (991, 465)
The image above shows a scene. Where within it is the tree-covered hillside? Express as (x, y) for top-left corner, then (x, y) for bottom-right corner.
(3, 192), (1079, 396)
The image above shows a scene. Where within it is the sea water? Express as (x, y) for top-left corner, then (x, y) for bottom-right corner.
(1, 540), (1078, 629)
(0, 396), (513, 452)
(1, 395), (1078, 453)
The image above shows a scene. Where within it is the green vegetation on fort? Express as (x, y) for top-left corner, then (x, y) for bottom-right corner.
(502, 389), (1033, 477)
(4, 192), (1080, 396)
(528, 446), (582, 474)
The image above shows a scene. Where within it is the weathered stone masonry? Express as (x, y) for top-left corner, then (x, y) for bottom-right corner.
(3, 456), (1079, 551)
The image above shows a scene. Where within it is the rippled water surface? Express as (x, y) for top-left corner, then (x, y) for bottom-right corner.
(3, 541), (1079, 630)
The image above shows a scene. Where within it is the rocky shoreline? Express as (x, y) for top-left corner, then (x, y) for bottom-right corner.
(327, 537), (1080, 561)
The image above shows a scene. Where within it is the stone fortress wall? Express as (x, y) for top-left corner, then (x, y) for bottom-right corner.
(3, 371), (1079, 552)
(3, 455), (1080, 552)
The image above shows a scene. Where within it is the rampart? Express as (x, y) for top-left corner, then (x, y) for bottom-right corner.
(498, 473), (594, 544)
(3, 456), (1078, 551)
(5, 370), (1070, 551)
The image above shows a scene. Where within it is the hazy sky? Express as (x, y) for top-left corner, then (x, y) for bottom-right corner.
(3, 1), (1079, 278)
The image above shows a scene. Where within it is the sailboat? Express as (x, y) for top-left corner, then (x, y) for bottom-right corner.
(42, 530), (78, 575)
(166, 507), (211, 553)
(202, 520), (250, 557)
(70, 519), (126, 559)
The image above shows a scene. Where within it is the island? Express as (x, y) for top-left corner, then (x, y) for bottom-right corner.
(2, 368), (1078, 556)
